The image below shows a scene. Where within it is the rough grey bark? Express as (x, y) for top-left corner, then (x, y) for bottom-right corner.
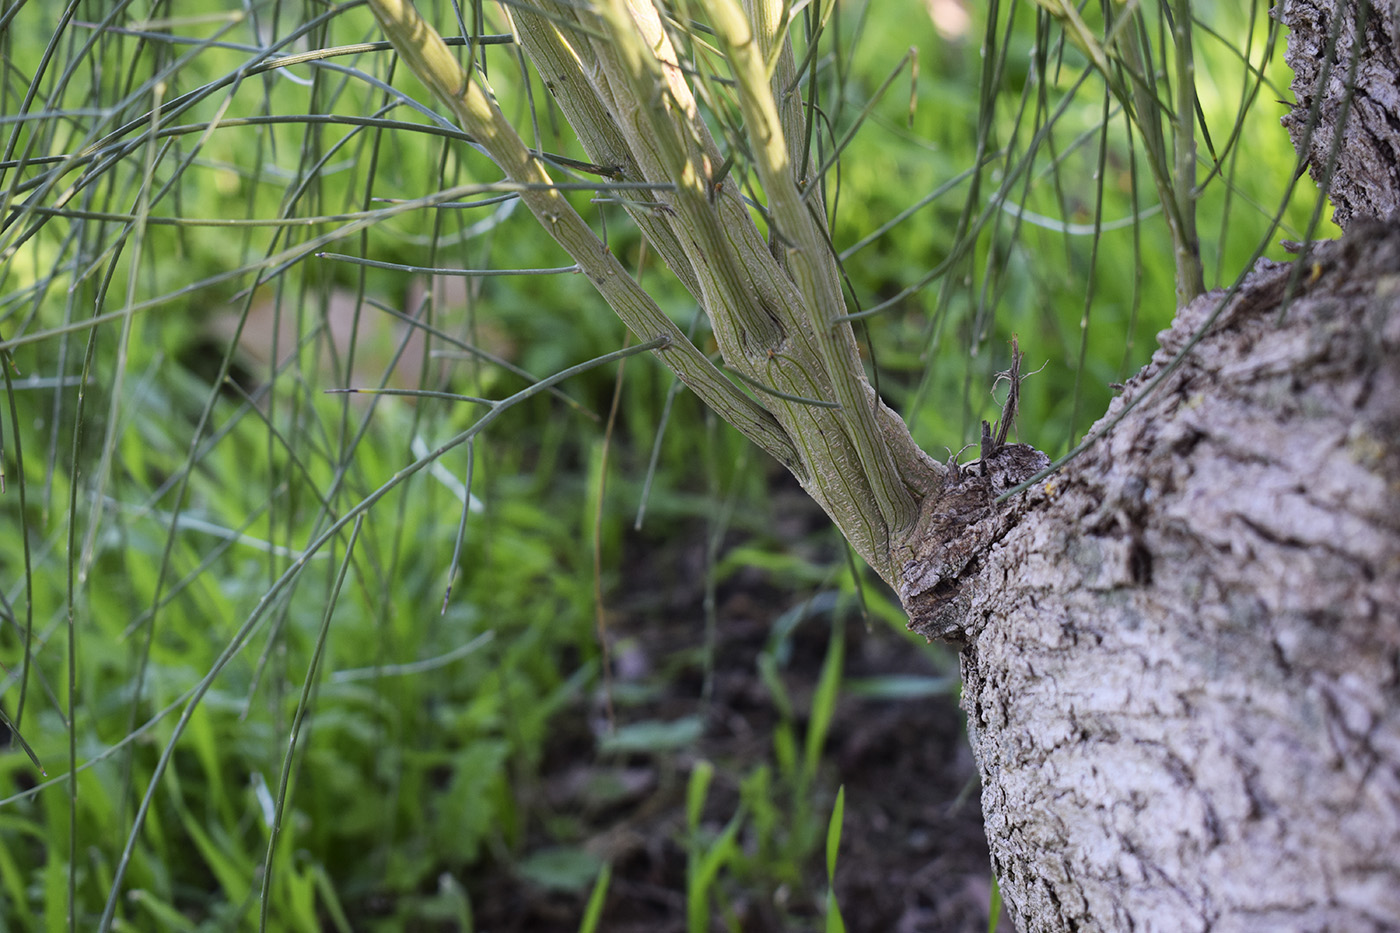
(893, 4), (1400, 927)
(1279, 0), (1400, 228)
(934, 223), (1400, 931)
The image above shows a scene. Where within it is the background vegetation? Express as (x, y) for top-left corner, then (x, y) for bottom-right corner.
(1, 0), (1329, 929)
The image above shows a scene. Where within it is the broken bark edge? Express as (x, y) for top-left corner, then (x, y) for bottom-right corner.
(899, 442), (1052, 645)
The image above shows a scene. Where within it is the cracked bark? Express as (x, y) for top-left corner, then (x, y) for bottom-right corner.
(939, 225), (1400, 931)
(1278, 0), (1400, 228)
(902, 5), (1400, 927)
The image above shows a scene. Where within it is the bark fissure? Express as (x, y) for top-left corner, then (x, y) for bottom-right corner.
(1279, 0), (1400, 227)
(959, 221), (1400, 932)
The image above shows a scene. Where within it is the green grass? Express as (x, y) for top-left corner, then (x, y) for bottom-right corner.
(0, 0), (1331, 929)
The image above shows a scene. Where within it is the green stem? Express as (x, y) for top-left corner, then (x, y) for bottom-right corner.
(706, 0), (918, 536)
(366, 0), (800, 472)
(1170, 0), (1204, 304)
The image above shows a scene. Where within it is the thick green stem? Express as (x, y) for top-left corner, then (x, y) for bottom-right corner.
(706, 0), (919, 537)
(741, 0), (806, 181)
(368, 0), (942, 583)
(366, 0), (801, 472)
(503, 3), (706, 299)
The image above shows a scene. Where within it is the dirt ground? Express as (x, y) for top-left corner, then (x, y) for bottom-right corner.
(471, 481), (1008, 933)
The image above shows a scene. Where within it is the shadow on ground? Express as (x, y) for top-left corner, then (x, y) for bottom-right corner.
(467, 480), (1008, 932)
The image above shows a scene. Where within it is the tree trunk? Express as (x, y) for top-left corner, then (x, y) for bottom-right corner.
(921, 2), (1400, 923)
(1279, 0), (1400, 230)
(950, 227), (1400, 930)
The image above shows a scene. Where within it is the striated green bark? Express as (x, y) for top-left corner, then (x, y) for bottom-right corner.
(366, 0), (954, 585)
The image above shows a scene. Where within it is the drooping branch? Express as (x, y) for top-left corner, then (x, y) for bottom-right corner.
(366, 0), (800, 473)
(705, 0), (919, 537)
(1029, 0), (1206, 306)
(366, 0), (950, 583)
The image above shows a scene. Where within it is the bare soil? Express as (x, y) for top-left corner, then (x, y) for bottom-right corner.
(472, 480), (1007, 933)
